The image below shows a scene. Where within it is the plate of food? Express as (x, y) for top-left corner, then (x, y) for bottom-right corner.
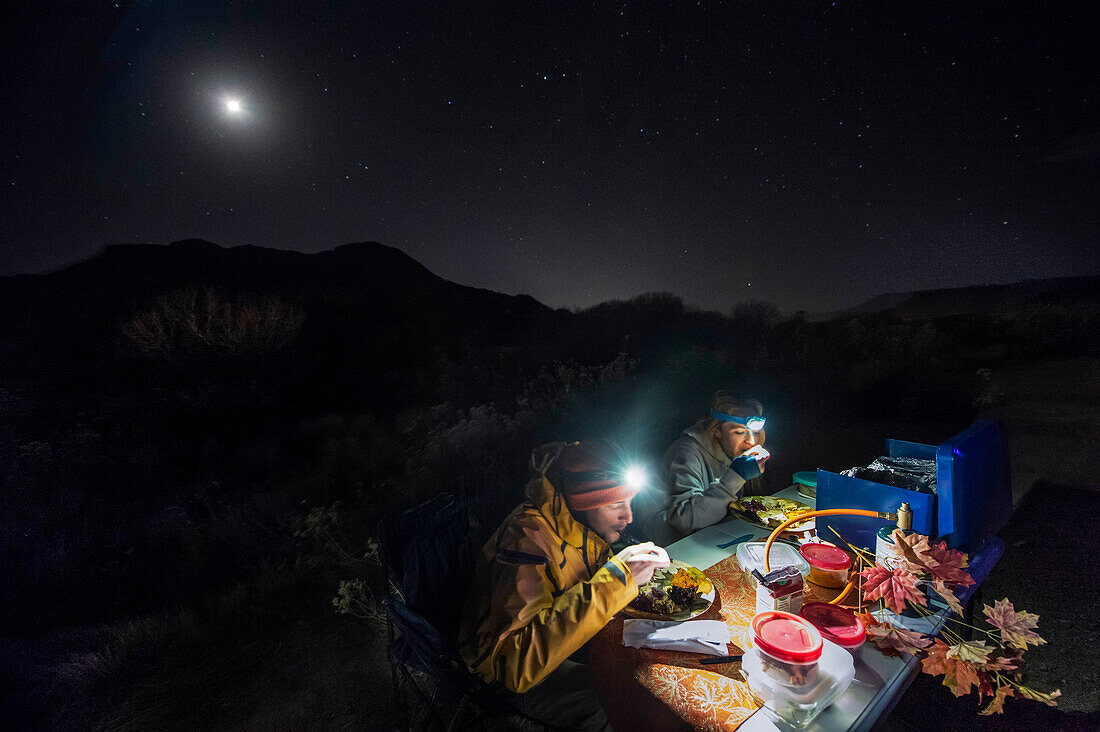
(624, 560), (716, 621)
(729, 496), (815, 532)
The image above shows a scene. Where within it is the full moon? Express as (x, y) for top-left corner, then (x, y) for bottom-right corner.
(226, 99), (242, 113)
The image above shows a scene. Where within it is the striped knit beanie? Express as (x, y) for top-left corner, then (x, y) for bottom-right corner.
(547, 440), (641, 511)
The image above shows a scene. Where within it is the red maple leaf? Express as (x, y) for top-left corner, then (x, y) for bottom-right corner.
(860, 565), (927, 614)
(925, 539), (975, 586)
(983, 598), (1046, 650)
(977, 671), (994, 698)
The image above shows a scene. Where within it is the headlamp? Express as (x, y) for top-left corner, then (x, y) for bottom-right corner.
(710, 410), (766, 431)
(570, 465), (648, 490)
(623, 466), (648, 490)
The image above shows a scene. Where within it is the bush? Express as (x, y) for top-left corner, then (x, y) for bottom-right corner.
(119, 288), (305, 361)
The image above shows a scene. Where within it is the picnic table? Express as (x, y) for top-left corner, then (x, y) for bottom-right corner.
(589, 484), (1004, 731)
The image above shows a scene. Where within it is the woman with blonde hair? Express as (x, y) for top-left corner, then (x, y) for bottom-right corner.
(633, 391), (770, 545)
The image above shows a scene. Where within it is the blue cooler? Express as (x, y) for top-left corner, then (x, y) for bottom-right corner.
(815, 420), (1012, 553)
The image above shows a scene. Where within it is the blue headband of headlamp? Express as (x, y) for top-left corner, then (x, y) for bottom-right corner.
(710, 410), (766, 431)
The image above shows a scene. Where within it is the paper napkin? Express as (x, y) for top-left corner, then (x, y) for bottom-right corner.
(622, 619), (731, 655)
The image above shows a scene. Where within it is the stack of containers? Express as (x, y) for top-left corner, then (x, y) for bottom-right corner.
(742, 611), (855, 728)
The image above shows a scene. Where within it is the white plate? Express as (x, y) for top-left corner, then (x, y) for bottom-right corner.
(623, 561), (716, 621)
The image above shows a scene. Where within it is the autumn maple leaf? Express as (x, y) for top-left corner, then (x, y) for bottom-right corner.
(947, 639), (993, 665)
(925, 539), (975, 587)
(860, 565), (927, 613)
(978, 684), (1015, 715)
(977, 671), (994, 698)
(888, 529), (936, 573)
(865, 624), (933, 656)
(922, 639), (981, 697)
(929, 578), (964, 614)
(983, 655), (1020, 672)
(921, 639), (953, 676)
(983, 598), (1046, 650)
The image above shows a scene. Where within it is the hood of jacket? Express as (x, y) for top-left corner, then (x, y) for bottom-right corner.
(684, 418), (730, 466)
(523, 473), (609, 555)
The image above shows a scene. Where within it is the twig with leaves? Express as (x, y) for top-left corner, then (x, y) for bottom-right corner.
(840, 529), (1060, 716)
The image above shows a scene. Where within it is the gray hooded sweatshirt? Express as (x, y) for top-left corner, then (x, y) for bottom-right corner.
(633, 419), (760, 546)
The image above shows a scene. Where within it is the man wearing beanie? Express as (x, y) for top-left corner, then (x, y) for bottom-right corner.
(458, 440), (670, 730)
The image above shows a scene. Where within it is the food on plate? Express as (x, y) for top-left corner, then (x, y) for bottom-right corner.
(730, 496), (814, 530)
(629, 562), (713, 616)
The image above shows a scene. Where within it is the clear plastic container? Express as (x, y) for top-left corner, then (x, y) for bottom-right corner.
(751, 611), (823, 686)
(737, 541), (810, 579)
(799, 542), (851, 588)
(743, 637), (856, 728)
(800, 602), (866, 654)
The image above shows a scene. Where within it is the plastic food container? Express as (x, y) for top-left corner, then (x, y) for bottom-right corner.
(743, 637), (856, 728)
(800, 602), (866, 653)
(737, 541), (810, 579)
(799, 542), (851, 588)
(793, 470), (817, 499)
(751, 611), (823, 686)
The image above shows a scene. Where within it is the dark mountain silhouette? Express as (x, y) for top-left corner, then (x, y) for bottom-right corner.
(808, 275), (1100, 322)
(0, 239), (569, 371)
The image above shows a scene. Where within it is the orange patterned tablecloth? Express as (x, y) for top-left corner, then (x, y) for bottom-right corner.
(589, 553), (844, 732)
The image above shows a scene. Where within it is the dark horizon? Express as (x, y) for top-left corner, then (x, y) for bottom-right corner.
(5, 236), (1099, 318)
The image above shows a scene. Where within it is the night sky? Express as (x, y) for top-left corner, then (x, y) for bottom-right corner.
(3, 1), (1098, 313)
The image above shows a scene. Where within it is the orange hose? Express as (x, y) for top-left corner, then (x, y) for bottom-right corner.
(762, 508), (883, 606)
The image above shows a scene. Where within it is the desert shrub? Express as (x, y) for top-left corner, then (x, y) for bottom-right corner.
(995, 303), (1100, 358)
(517, 353), (637, 414)
(119, 288), (305, 360)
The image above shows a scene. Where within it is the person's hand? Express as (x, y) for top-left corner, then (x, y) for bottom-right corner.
(616, 542), (671, 586)
(730, 454), (763, 480)
(731, 445), (770, 478)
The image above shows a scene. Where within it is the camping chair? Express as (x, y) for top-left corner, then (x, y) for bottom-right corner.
(378, 491), (550, 731)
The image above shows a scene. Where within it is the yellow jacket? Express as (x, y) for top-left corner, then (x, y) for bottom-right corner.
(458, 474), (639, 693)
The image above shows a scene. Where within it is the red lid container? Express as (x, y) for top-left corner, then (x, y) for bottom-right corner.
(752, 611), (823, 663)
(799, 542), (851, 570)
(799, 603), (866, 649)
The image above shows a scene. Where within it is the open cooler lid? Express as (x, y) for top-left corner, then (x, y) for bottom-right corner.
(885, 420), (1012, 551)
(816, 420), (1011, 552)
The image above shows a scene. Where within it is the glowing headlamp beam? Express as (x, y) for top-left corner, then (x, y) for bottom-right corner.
(624, 466), (648, 490)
